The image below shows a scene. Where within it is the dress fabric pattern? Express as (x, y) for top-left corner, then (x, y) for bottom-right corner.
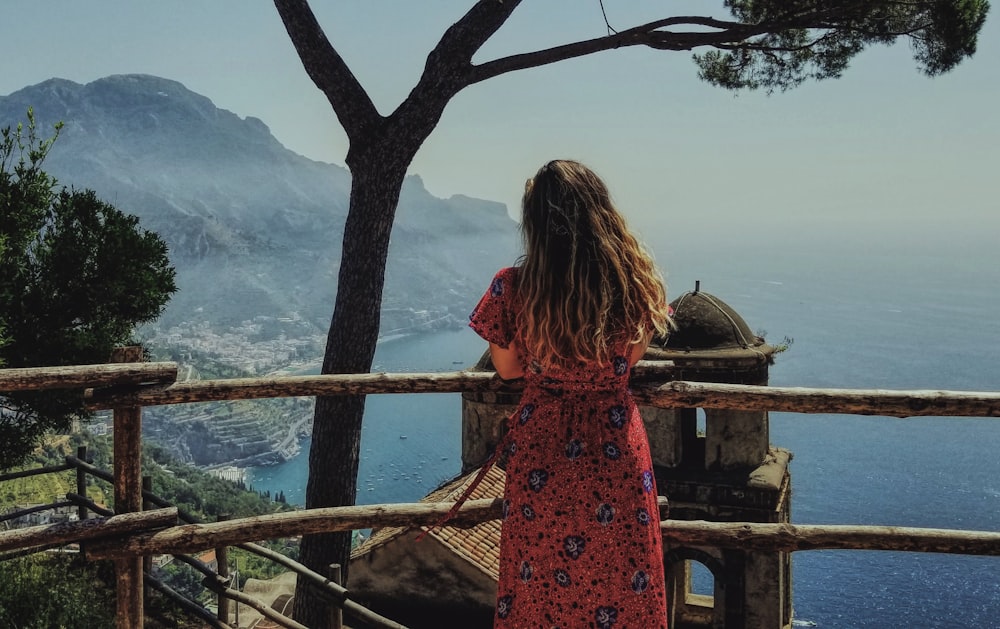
(470, 267), (668, 629)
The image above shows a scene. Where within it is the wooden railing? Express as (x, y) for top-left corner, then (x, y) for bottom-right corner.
(0, 445), (410, 629)
(2, 359), (999, 629)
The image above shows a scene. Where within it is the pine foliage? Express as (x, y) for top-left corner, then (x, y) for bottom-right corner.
(0, 110), (176, 468)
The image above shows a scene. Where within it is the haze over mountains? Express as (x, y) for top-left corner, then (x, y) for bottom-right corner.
(0, 74), (519, 336)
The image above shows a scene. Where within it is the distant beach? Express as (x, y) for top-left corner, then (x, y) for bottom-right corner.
(205, 465), (248, 485)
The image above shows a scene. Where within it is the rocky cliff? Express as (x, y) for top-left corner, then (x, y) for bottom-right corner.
(1, 74), (519, 466)
(0, 74), (519, 333)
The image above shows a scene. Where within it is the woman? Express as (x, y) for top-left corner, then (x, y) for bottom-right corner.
(469, 160), (671, 628)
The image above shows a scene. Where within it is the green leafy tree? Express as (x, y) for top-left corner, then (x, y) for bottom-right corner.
(0, 111), (177, 468)
(271, 1), (990, 622)
(0, 555), (116, 629)
(0, 252), (6, 365)
(0, 552), (205, 629)
(0, 236), (7, 361)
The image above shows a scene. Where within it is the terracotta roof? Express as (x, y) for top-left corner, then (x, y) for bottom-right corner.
(197, 549), (216, 564)
(351, 465), (506, 580)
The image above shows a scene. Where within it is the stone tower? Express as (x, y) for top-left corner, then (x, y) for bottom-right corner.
(646, 285), (792, 629)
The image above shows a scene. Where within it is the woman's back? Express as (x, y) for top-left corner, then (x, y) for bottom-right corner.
(468, 160), (670, 628)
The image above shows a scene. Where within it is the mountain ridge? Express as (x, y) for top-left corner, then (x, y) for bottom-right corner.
(2, 74), (518, 466)
(1, 74), (518, 332)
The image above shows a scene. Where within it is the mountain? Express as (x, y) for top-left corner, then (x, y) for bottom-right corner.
(0, 75), (519, 334)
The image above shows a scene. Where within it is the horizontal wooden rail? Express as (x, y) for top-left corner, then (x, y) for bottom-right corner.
(83, 499), (1000, 559)
(202, 573), (308, 629)
(173, 552), (218, 580)
(82, 362), (678, 409)
(80, 371), (502, 409)
(0, 500), (75, 524)
(65, 456), (204, 523)
(75, 367), (1000, 419)
(634, 381), (1000, 418)
(65, 492), (114, 517)
(238, 542), (409, 629)
(145, 574), (232, 629)
(84, 371), (496, 408)
(0, 362), (177, 392)
(0, 541), (68, 562)
(2, 360), (997, 418)
(53, 459), (402, 628)
(86, 499), (504, 558)
(0, 507), (177, 553)
(660, 520), (1000, 555)
(0, 462), (74, 483)
(65, 456), (113, 483)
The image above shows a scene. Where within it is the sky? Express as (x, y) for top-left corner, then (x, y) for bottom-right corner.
(3, 1), (999, 263)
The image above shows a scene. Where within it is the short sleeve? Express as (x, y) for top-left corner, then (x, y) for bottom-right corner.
(469, 267), (518, 348)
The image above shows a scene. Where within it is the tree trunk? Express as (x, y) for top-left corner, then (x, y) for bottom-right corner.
(293, 150), (409, 627)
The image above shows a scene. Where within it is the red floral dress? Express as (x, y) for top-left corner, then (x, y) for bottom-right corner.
(470, 267), (668, 629)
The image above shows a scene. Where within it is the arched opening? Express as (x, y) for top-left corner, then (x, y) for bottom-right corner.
(689, 560), (714, 599)
(665, 547), (724, 628)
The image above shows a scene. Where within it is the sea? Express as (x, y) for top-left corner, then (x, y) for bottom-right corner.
(247, 225), (1000, 628)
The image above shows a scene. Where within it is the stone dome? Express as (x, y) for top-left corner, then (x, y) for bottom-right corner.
(660, 288), (765, 352)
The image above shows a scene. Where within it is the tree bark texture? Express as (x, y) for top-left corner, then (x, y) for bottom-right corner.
(0, 362), (176, 392)
(0, 507), (177, 553)
(275, 7), (480, 620)
(296, 157), (410, 627)
(112, 345), (146, 629)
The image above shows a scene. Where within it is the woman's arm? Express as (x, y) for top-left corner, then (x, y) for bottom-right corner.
(489, 341), (524, 380)
(628, 330), (654, 366)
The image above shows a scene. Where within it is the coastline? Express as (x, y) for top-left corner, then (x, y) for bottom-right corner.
(266, 331), (418, 377)
(232, 329), (441, 478)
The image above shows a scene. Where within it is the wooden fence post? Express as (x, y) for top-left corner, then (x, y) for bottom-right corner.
(75, 446), (89, 522)
(328, 563), (343, 629)
(216, 513), (231, 625)
(142, 475), (153, 598)
(75, 445), (89, 559)
(112, 346), (145, 628)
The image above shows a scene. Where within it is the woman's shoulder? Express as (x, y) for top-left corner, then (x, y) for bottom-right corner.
(495, 266), (519, 279)
(489, 266), (520, 291)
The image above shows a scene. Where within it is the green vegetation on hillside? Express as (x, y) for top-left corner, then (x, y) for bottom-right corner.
(0, 554), (116, 629)
(0, 109), (176, 468)
(0, 430), (299, 626)
(2, 430), (292, 519)
(1, 434), (107, 507)
(142, 440), (292, 519)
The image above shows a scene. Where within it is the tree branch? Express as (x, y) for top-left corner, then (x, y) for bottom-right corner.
(273, 0), (380, 140)
(387, 0), (523, 145)
(464, 4), (946, 84)
(426, 0), (524, 71)
(467, 16), (774, 84)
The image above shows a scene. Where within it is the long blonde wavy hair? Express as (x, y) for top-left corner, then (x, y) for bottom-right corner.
(517, 160), (670, 368)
